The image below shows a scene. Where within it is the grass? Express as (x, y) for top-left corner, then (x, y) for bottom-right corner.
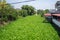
(0, 15), (59, 40)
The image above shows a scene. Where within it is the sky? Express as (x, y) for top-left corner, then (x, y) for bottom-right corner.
(6, 0), (58, 10)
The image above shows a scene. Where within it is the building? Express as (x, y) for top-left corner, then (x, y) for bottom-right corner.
(44, 1), (60, 27)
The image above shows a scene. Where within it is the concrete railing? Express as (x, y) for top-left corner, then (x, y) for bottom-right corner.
(52, 19), (60, 27)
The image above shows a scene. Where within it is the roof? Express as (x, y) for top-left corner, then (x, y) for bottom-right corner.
(44, 13), (60, 17)
(44, 13), (51, 16)
(52, 14), (60, 16)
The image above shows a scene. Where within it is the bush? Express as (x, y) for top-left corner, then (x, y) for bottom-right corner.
(21, 10), (28, 17)
(0, 4), (18, 23)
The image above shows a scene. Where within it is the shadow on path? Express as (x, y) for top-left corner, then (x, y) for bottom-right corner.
(42, 20), (50, 23)
(43, 20), (60, 37)
(51, 23), (60, 37)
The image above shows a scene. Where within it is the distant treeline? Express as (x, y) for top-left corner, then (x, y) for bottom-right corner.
(37, 9), (49, 17)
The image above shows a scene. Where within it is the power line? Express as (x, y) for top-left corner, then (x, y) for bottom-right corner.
(6, 0), (35, 5)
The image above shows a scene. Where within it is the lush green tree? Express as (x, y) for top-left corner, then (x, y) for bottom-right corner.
(0, 0), (7, 24)
(21, 9), (28, 17)
(37, 10), (41, 14)
(0, 1), (36, 24)
(44, 9), (49, 13)
(0, 0), (18, 24)
(18, 9), (27, 17)
(16, 9), (22, 16)
(4, 0), (18, 18)
(21, 5), (35, 15)
(37, 9), (44, 17)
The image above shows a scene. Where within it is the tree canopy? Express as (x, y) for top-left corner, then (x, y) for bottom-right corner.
(21, 5), (35, 15)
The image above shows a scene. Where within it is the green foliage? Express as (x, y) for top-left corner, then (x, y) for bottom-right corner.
(37, 10), (44, 17)
(0, 3), (18, 23)
(21, 9), (28, 17)
(0, 2), (36, 24)
(37, 10), (43, 14)
(0, 15), (59, 40)
(16, 9), (28, 17)
(37, 9), (49, 17)
(44, 9), (49, 13)
(21, 5), (35, 15)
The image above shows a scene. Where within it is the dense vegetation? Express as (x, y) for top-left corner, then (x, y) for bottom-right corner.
(0, 0), (49, 24)
(0, 15), (59, 40)
(0, 0), (36, 24)
(0, 0), (18, 24)
(37, 9), (49, 17)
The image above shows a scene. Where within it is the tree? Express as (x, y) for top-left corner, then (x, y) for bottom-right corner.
(21, 5), (35, 15)
(37, 9), (44, 17)
(21, 9), (27, 17)
(44, 9), (49, 13)
(5, 4), (18, 21)
(0, 0), (18, 24)
(37, 10), (41, 14)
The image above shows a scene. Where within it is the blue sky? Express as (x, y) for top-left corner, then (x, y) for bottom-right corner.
(6, 0), (58, 10)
